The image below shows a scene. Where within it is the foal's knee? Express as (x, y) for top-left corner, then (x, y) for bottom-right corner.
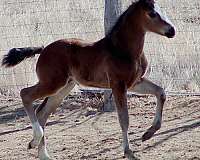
(156, 87), (166, 103)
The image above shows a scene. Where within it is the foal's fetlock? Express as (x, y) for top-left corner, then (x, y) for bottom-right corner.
(34, 129), (43, 145)
(30, 124), (44, 148)
(154, 121), (161, 131)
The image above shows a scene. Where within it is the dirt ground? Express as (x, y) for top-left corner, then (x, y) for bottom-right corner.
(0, 93), (200, 160)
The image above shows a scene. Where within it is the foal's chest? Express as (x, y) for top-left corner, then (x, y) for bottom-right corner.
(108, 56), (147, 88)
(128, 56), (148, 87)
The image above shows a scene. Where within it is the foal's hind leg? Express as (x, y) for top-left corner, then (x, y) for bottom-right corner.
(130, 78), (166, 141)
(37, 80), (76, 128)
(29, 80), (76, 160)
(20, 81), (66, 149)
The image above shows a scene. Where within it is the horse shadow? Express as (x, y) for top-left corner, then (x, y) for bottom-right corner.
(0, 102), (26, 124)
(0, 96), (104, 137)
(131, 97), (200, 153)
(131, 118), (200, 153)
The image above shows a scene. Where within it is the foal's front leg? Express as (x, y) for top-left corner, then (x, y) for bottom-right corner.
(112, 81), (136, 159)
(130, 78), (166, 141)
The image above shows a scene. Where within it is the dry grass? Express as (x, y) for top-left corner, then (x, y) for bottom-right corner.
(0, 0), (200, 94)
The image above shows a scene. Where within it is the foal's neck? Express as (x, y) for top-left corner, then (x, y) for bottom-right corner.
(108, 15), (146, 60)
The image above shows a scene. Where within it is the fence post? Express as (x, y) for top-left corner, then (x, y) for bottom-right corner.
(103, 0), (122, 112)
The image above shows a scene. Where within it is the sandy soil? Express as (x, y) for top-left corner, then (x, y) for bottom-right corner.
(0, 93), (200, 160)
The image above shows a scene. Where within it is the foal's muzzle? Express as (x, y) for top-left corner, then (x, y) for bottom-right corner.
(165, 26), (175, 38)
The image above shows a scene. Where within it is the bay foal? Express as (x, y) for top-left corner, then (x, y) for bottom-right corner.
(2, 0), (175, 159)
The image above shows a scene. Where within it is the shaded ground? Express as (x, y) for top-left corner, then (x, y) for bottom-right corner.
(0, 93), (200, 160)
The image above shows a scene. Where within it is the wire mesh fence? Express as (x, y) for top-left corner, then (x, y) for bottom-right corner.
(0, 0), (200, 96)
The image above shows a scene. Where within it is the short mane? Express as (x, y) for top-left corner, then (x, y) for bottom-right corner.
(106, 2), (138, 37)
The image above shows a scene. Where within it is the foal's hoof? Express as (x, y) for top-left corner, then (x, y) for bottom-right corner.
(28, 137), (42, 149)
(29, 125), (44, 149)
(40, 157), (52, 160)
(142, 126), (159, 142)
(28, 139), (36, 149)
(142, 130), (154, 142)
(39, 155), (52, 160)
(124, 149), (139, 160)
(142, 122), (161, 142)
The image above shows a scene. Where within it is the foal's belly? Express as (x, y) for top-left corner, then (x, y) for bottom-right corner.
(71, 69), (110, 88)
(71, 55), (148, 89)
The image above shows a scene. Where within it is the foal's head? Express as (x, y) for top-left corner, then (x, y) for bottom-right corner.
(135, 0), (175, 38)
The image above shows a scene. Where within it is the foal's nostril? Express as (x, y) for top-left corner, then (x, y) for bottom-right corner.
(165, 27), (175, 38)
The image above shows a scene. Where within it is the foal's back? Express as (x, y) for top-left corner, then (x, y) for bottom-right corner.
(36, 38), (109, 87)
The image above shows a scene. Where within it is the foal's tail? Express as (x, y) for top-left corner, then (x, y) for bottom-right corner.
(2, 46), (44, 67)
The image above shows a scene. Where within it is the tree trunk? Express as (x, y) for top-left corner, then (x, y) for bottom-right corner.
(103, 0), (122, 112)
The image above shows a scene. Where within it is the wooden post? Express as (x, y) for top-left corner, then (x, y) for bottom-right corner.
(104, 0), (122, 35)
(103, 0), (122, 112)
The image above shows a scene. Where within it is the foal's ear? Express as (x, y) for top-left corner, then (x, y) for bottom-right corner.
(139, 0), (155, 11)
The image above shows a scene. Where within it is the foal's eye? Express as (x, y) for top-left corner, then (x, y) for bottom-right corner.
(149, 11), (157, 18)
